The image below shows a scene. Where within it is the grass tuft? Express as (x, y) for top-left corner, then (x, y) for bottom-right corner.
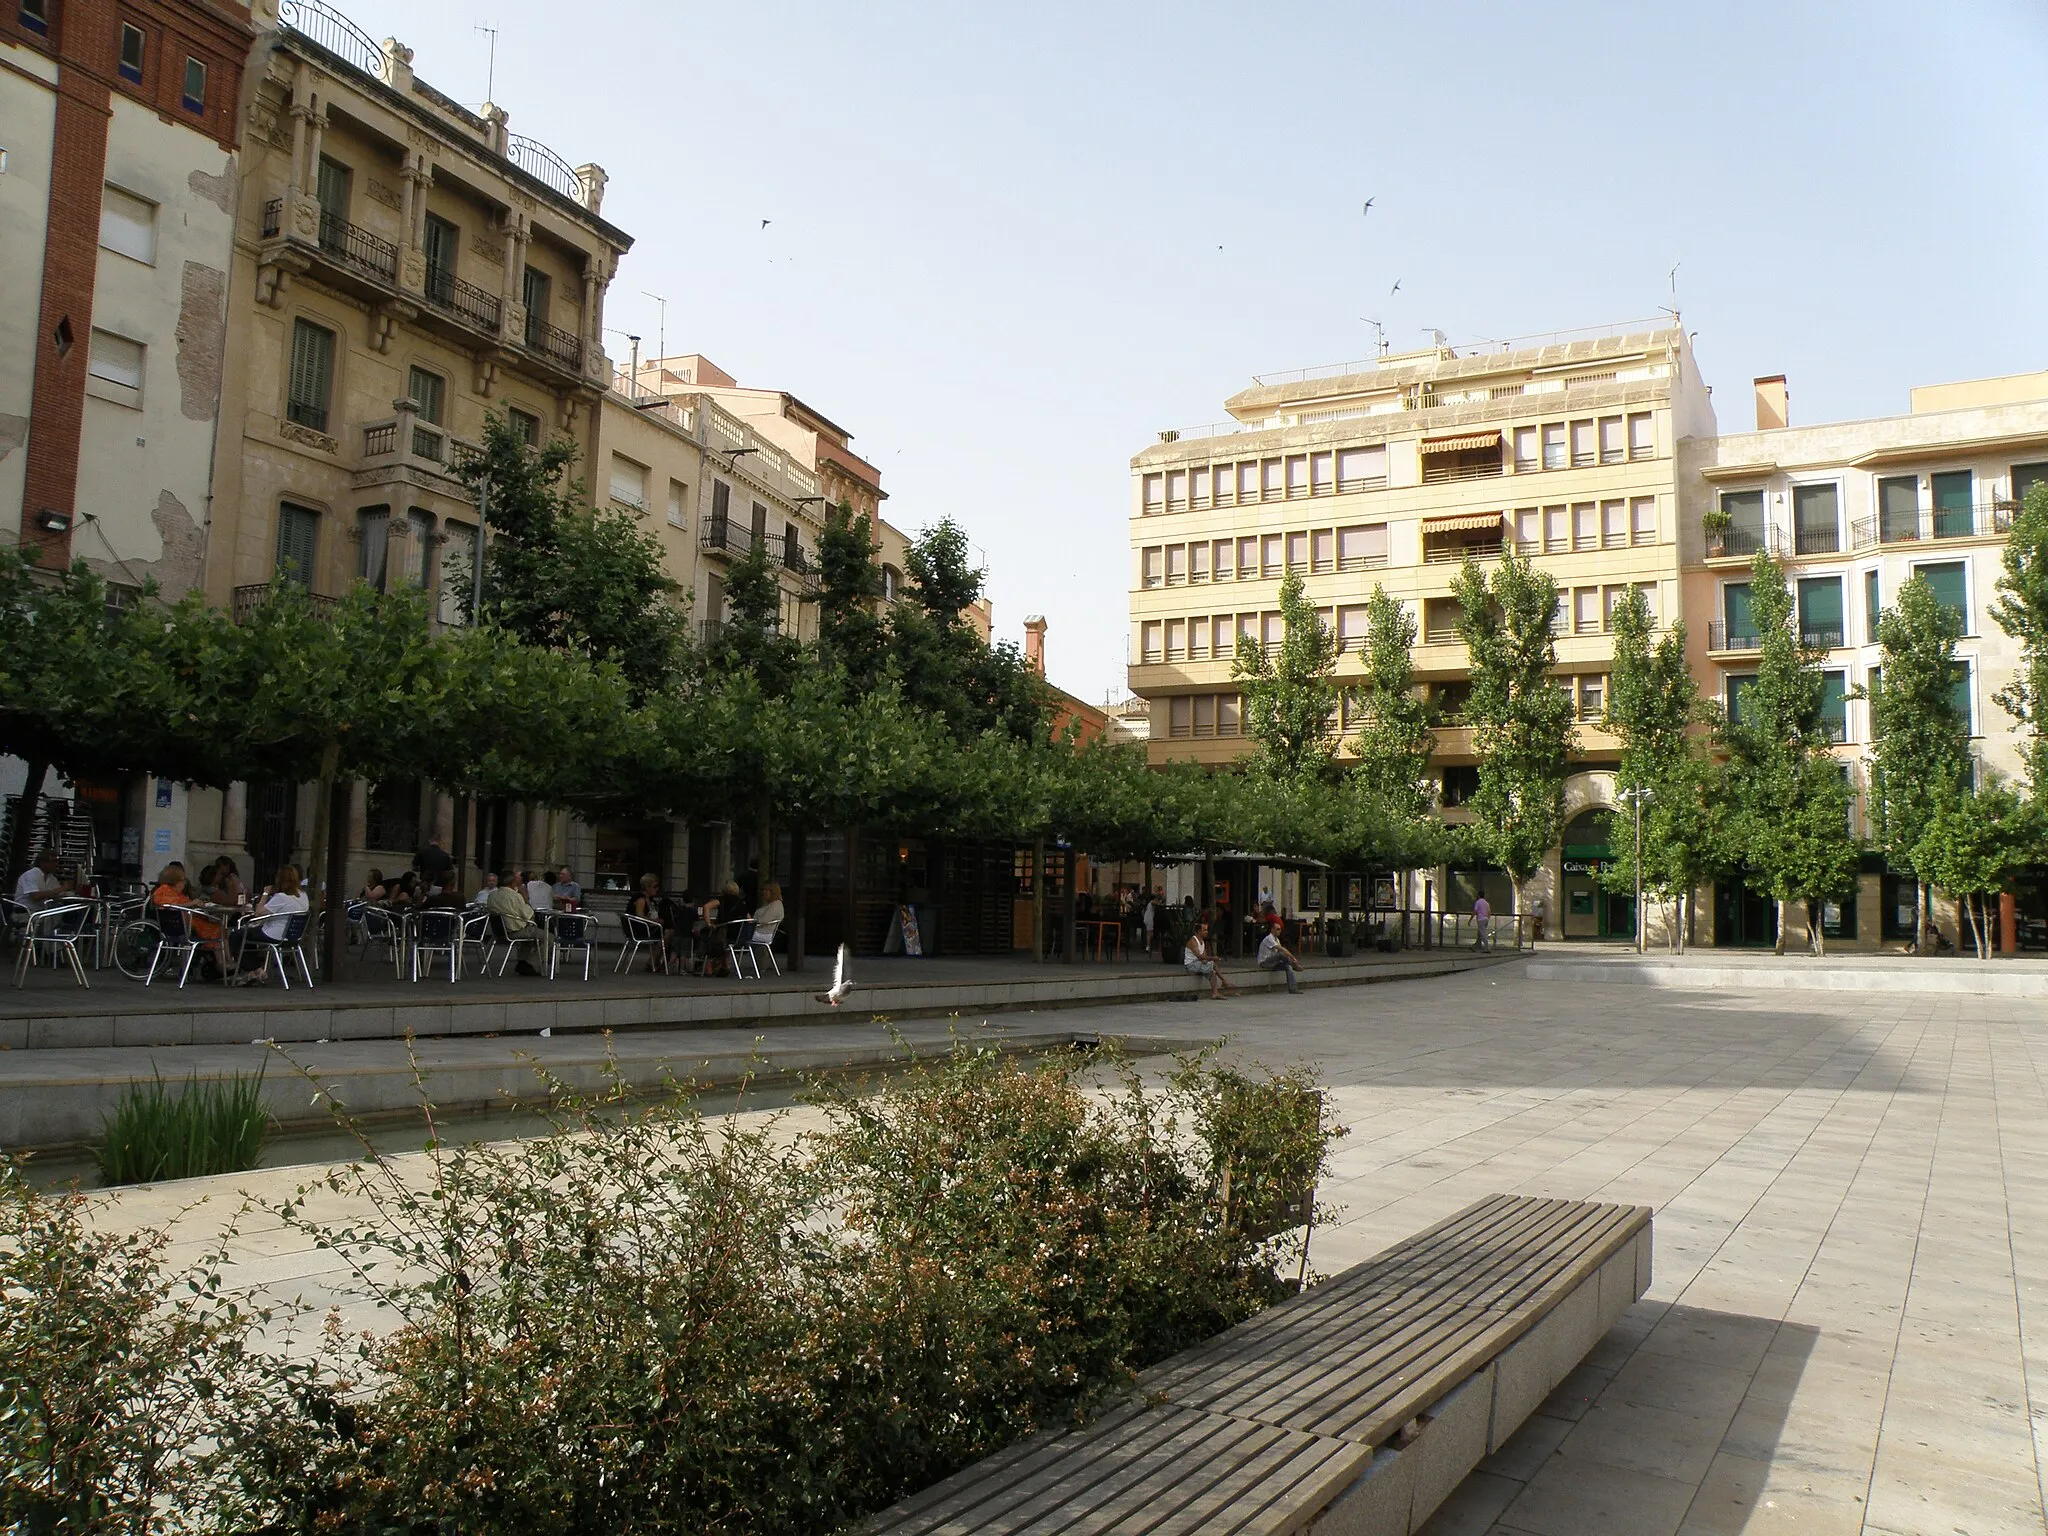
(96, 1070), (270, 1185)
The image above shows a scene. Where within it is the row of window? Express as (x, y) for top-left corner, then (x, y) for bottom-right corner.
(1717, 463), (2048, 555)
(1140, 413), (1658, 514)
(1717, 561), (1970, 651)
(1140, 525), (1390, 587)
(1160, 672), (1616, 742)
(1136, 498), (1660, 590)
(18, 3), (210, 111)
(271, 501), (475, 626)
(281, 315), (542, 448)
(1723, 664), (1976, 741)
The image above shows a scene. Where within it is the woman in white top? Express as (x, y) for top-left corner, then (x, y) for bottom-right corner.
(232, 865), (309, 985)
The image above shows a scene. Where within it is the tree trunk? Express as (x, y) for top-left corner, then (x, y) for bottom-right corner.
(757, 793), (773, 886)
(1063, 846), (1079, 967)
(323, 773), (350, 982)
(1813, 902), (1826, 956)
(450, 791), (470, 897)
(302, 741), (341, 981)
(788, 826), (806, 972)
(1917, 879), (1931, 955)
(1033, 837), (1046, 963)
(1774, 898), (1789, 955)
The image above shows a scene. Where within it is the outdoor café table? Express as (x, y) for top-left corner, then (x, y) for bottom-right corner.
(1083, 918), (1123, 961)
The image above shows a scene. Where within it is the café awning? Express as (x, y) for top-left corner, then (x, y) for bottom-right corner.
(1421, 430), (1502, 454)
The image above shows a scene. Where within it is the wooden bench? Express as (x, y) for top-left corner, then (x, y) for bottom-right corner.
(862, 1194), (1652, 1536)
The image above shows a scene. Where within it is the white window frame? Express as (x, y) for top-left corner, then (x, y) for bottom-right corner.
(99, 184), (156, 265)
(86, 328), (145, 407)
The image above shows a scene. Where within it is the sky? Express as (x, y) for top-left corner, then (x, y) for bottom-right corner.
(331, 0), (2048, 707)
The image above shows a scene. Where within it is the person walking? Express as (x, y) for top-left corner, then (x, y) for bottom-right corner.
(1183, 916), (1236, 1001)
(1472, 892), (1493, 951)
(1141, 889), (1157, 957)
(1257, 916), (1305, 994)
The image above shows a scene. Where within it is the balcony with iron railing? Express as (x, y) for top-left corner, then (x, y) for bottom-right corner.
(1706, 620), (1764, 654)
(524, 312), (583, 371)
(1849, 500), (2016, 550)
(1705, 522), (1788, 560)
(697, 515), (758, 559)
(1801, 624), (1846, 650)
(423, 263), (501, 332)
(233, 583), (340, 624)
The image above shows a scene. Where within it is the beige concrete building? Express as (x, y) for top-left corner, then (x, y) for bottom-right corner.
(1128, 320), (1717, 935)
(186, 0), (629, 890)
(1680, 370), (2048, 948)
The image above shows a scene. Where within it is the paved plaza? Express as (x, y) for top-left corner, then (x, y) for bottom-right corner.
(72, 964), (2048, 1534)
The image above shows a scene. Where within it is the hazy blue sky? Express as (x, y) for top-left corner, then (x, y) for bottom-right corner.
(332, 0), (2048, 705)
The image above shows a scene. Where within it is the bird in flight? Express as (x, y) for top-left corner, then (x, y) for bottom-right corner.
(816, 943), (855, 1007)
(1362, 197), (1376, 215)
(1389, 278), (1403, 295)
(761, 218), (772, 229)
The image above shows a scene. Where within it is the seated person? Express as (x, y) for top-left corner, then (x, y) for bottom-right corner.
(485, 869), (545, 975)
(471, 872), (498, 907)
(210, 857), (247, 909)
(387, 871), (420, 910)
(551, 866), (583, 911)
(233, 866), (310, 986)
(751, 881), (784, 946)
(525, 869), (556, 913)
(13, 849), (74, 909)
(151, 861), (224, 972)
(359, 868), (389, 903)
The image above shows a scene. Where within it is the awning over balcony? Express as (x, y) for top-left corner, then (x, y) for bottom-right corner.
(1422, 511), (1507, 534)
(1421, 430), (1502, 454)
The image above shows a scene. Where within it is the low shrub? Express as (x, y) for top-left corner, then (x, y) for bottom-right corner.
(0, 1162), (305, 1535)
(5, 1042), (1342, 1535)
(96, 1071), (269, 1186)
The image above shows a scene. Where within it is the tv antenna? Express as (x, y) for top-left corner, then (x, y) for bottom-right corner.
(475, 23), (499, 102)
(641, 290), (668, 366)
(1660, 261), (1682, 322)
(1359, 317), (1385, 355)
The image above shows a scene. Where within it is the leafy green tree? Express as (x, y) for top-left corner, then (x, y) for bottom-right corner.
(1868, 573), (1971, 949)
(705, 541), (800, 699)
(1721, 551), (1857, 952)
(887, 519), (1047, 744)
(1452, 549), (1574, 895)
(815, 500), (888, 693)
(454, 411), (686, 700)
(1600, 586), (1723, 949)
(1991, 482), (2048, 792)
(1914, 778), (2039, 959)
(1345, 585), (1433, 817)
(1233, 569), (1341, 783)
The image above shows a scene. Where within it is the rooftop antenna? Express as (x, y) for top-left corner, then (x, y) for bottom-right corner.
(475, 23), (499, 102)
(1359, 317), (1386, 356)
(640, 290), (668, 370)
(1660, 261), (1682, 322)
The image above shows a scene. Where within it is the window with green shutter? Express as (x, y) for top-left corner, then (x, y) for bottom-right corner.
(1951, 662), (1973, 734)
(1723, 582), (1756, 645)
(1728, 673), (1757, 726)
(1798, 577), (1844, 648)
(287, 319), (335, 432)
(275, 503), (319, 586)
(1864, 569), (1881, 642)
(2013, 462), (2048, 508)
(407, 366), (445, 425)
(1819, 671), (1847, 742)
(1916, 561), (1968, 631)
(1932, 470), (1973, 539)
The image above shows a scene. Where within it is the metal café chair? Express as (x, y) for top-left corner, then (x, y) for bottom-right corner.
(482, 913), (541, 976)
(549, 912), (594, 980)
(745, 914), (782, 977)
(616, 911), (666, 974)
(241, 911), (315, 990)
(358, 904), (405, 978)
(723, 918), (760, 980)
(460, 905), (490, 973)
(142, 902), (207, 987)
(412, 908), (463, 983)
(12, 901), (93, 989)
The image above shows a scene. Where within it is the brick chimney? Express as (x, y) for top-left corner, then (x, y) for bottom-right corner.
(1754, 375), (1789, 431)
(1022, 615), (1047, 674)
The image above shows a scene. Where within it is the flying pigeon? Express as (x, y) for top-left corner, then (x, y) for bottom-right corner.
(815, 943), (854, 1007)
(1390, 278), (1403, 295)
(1362, 197), (1375, 214)
(761, 218), (772, 229)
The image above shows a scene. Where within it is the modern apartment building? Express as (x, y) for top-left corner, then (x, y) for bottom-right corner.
(1680, 370), (2048, 947)
(184, 0), (630, 891)
(1128, 321), (1717, 935)
(1, 0), (251, 869)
